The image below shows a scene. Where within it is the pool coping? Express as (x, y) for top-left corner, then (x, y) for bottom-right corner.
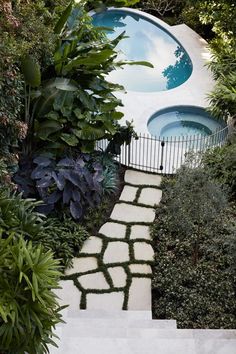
(95, 7), (215, 135)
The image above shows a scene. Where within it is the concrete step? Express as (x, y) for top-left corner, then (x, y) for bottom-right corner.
(53, 325), (236, 340)
(50, 336), (236, 354)
(56, 317), (177, 330)
(66, 309), (152, 320)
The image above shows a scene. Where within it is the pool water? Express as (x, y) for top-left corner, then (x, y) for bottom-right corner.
(147, 107), (226, 138)
(92, 10), (193, 92)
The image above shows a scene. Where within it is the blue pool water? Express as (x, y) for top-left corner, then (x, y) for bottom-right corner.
(92, 10), (193, 92)
(147, 106), (226, 138)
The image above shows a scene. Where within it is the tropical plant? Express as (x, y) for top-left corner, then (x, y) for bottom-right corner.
(0, 187), (46, 239)
(92, 151), (119, 194)
(30, 155), (104, 219)
(106, 120), (138, 155)
(36, 216), (90, 269)
(208, 72), (236, 126)
(0, 236), (62, 353)
(20, 2), (151, 156)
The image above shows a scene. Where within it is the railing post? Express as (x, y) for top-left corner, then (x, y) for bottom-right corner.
(128, 142), (131, 166)
(160, 140), (165, 171)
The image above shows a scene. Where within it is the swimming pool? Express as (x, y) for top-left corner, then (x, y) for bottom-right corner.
(147, 106), (226, 138)
(92, 9), (193, 92)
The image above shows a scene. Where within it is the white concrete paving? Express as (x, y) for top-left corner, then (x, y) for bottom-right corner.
(110, 203), (155, 223)
(103, 241), (130, 264)
(128, 278), (152, 310)
(80, 236), (103, 254)
(63, 170), (158, 314)
(120, 185), (138, 202)
(65, 257), (98, 275)
(78, 272), (110, 290)
(138, 187), (162, 206)
(134, 242), (155, 261)
(54, 280), (81, 311)
(99, 222), (126, 239)
(86, 293), (124, 311)
(129, 264), (152, 274)
(108, 266), (127, 287)
(125, 170), (162, 186)
(130, 225), (151, 240)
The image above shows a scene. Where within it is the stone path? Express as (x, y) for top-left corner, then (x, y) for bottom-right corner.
(57, 170), (162, 312)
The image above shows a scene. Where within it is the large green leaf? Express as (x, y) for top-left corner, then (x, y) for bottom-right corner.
(63, 49), (115, 72)
(21, 56), (41, 88)
(77, 89), (96, 111)
(118, 60), (154, 68)
(60, 133), (79, 146)
(36, 120), (62, 140)
(72, 125), (105, 140)
(54, 1), (73, 34)
(34, 88), (59, 118)
(45, 78), (78, 91)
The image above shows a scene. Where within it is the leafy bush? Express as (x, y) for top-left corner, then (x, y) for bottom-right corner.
(0, 188), (90, 270)
(92, 152), (119, 194)
(0, 188), (46, 239)
(0, 236), (62, 353)
(203, 144), (236, 199)
(152, 167), (236, 328)
(30, 155), (104, 219)
(83, 197), (114, 235)
(37, 217), (90, 269)
(21, 2), (148, 156)
(157, 166), (227, 265)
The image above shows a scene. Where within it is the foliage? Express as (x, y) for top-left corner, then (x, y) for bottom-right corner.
(0, 236), (62, 353)
(208, 72), (236, 125)
(0, 187), (90, 270)
(0, 188), (46, 239)
(83, 197), (115, 234)
(92, 152), (119, 194)
(202, 144), (236, 199)
(198, 0), (236, 47)
(21, 2), (148, 156)
(181, 0), (236, 128)
(106, 121), (138, 155)
(86, 0), (141, 12)
(158, 166), (228, 265)
(36, 217), (90, 269)
(137, 0), (185, 17)
(152, 169), (236, 328)
(30, 155), (104, 220)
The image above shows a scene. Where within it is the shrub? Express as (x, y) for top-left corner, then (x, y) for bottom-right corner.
(0, 188), (46, 239)
(37, 217), (90, 269)
(0, 188), (90, 270)
(152, 167), (236, 328)
(202, 143), (236, 199)
(30, 155), (104, 220)
(0, 236), (62, 353)
(158, 166), (228, 265)
(92, 152), (119, 194)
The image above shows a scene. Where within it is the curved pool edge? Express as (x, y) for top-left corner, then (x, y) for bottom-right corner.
(147, 105), (227, 139)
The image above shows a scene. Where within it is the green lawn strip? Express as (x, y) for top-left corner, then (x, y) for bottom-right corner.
(115, 200), (156, 209)
(124, 182), (163, 190)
